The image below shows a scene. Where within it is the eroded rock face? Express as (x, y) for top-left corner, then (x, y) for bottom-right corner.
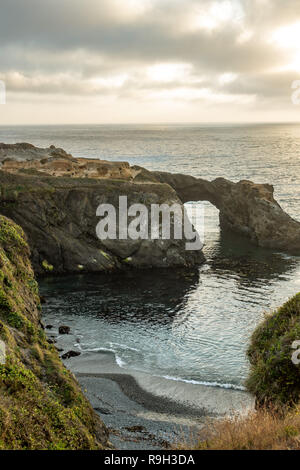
(0, 215), (109, 449)
(152, 171), (300, 254)
(0, 143), (299, 262)
(0, 143), (132, 180)
(0, 170), (203, 275)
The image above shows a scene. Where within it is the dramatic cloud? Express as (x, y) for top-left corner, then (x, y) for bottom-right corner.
(0, 0), (300, 123)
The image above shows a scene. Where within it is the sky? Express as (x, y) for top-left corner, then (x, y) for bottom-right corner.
(1, 0), (300, 124)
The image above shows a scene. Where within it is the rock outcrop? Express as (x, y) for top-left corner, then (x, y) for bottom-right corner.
(151, 170), (300, 254)
(0, 215), (109, 449)
(0, 143), (132, 180)
(0, 142), (299, 273)
(0, 170), (203, 275)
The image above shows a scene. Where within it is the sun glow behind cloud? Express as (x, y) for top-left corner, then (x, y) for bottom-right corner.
(188, 0), (244, 32)
(271, 22), (300, 49)
(148, 86), (255, 105)
(218, 72), (238, 85)
(270, 22), (300, 72)
(90, 74), (129, 89)
(1, 0), (300, 124)
(147, 63), (193, 83)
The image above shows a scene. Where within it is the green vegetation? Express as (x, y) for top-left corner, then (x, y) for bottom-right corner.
(246, 293), (300, 407)
(178, 406), (300, 450)
(0, 215), (107, 450)
(99, 250), (111, 260)
(0, 217), (26, 251)
(42, 260), (54, 272)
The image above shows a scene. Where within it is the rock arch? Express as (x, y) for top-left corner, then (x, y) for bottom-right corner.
(151, 170), (300, 254)
(0, 143), (299, 256)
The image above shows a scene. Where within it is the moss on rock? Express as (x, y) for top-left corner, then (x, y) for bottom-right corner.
(0, 215), (108, 449)
(246, 293), (300, 408)
(42, 260), (54, 272)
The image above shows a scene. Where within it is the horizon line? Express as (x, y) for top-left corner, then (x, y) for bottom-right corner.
(0, 120), (300, 127)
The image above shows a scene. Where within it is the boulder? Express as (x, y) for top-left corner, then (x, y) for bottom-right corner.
(62, 350), (81, 360)
(59, 325), (70, 335)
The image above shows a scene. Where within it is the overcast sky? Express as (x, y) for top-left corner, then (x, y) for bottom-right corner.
(1, 0), (300, 124)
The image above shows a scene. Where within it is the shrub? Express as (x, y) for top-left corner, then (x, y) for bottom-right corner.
(246, 293), (300, 407)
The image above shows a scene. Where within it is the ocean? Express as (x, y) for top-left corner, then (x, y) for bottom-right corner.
(1, 122), (300, 394)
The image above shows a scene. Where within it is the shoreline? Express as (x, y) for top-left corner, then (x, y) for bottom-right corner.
(76, 373), (202, 450)
(63, 351), (254, 450)
(76, 372), (209, 418)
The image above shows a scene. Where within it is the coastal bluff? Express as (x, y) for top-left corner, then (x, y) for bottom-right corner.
(0, 142), (299, 276)
(0, 215), (109, 449)
(151, 170), (300, 254)
(0, 143), (203, 275)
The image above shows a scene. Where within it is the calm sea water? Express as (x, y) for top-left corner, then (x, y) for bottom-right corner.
(1, 123), (300, 390)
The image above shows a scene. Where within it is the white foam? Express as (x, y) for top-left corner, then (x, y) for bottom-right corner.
(72, 345), (245, 391)
(160, 375), (246, 391)
(80, 345), (128, 368)
(274, 252), (300, 260)
(82, 346), (116, 354)
(116, 355), (127, 368)
(109, 342), (140, 352)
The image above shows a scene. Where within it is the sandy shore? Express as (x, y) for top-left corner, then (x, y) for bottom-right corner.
(60, 351), (254, 450)
(76, 374), (199, 449)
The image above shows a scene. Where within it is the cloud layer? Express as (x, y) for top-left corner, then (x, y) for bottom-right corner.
(1, 0), (300, 123)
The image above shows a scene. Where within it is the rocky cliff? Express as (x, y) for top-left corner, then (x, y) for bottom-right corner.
(152, 170), (300, 254)
(0, 215), (109, 449)
(0, 142), (299, 277)
(0, 170), (203, 276)
(0, 143), (132, 180)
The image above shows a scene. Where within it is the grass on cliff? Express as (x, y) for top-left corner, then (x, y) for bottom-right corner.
(246, 292), (300, 407)
(176, 406), (300, 450)
(0, 215), (108, 450)
(177, 292), (300, 450)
